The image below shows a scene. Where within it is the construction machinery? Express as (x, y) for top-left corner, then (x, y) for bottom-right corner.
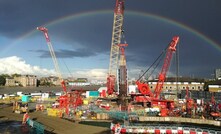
(37, 27), (83, 115)
(106, 0), (131, 112)
(12, 101), (28, 114)
(107, 0), (125, 96)
(134, 36), (180, 116)
(37, 27), (67, 95)
(185, 86), (195, 117)
(209, 92), (221, 120)
(117, 43), (129, 111)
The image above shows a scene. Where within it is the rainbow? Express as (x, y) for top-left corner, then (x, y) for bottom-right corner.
(3, 10), (221, 55)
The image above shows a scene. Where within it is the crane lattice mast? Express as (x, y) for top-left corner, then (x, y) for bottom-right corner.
(154, 36), (179, 98)
(37, 27), (67, 94)
(107, 0), (125, 95)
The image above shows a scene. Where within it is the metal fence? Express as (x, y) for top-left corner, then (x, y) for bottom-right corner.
(27, 118), (44, 134)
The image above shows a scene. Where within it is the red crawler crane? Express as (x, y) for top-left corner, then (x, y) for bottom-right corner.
(154, 36), (179, 99)
(37, 27), (82, 115)
(37, 27), (67, 94)
(107, 0), (125, 96)
(135, 36), (179, 114)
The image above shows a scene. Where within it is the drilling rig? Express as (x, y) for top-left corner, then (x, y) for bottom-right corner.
(117, 43), (129, 111)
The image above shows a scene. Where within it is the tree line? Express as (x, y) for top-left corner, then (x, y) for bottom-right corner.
(0, 74), (21, 86)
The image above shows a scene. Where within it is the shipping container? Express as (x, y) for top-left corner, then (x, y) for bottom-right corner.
(86, 91), (99, 98)
(22, 95), (31, 102)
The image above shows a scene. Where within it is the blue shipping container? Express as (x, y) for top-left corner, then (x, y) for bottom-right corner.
(22, 95), (31, 102)
(89, 91), (99, 97)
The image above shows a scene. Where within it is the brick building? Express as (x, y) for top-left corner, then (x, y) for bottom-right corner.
(148, 77), (205, 91)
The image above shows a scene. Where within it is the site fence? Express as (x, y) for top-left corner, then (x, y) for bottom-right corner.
(27, 118), (44, 134)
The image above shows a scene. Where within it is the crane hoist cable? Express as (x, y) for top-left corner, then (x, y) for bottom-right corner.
(61, 58), (74, 79)
(137, 43), (170, 82)
(37, 26), (67, 94)
(121, 29), (127, 44)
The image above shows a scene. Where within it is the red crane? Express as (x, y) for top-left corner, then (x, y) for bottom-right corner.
(37, 27), (83, 115)
(185, 86), (194, 116)
(135, 36), (179, 111)
(107, 0), (125, 95)
(37, 27), (67, 94)
(154, 36), (179, 98)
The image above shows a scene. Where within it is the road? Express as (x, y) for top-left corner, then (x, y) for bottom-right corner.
(0, 105), (111, 134)
(0, 85), (102, 94)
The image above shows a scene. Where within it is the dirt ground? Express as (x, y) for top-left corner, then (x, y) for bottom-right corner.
(0, 105), (111, 134)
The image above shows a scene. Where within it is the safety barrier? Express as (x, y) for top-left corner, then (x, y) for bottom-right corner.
(27, 118), (44, 134)
(111, 123), (221, 134)
(138, 116), (221, 127)
(108, 111), (128, 120)
(47, 108), (60, 117)
(96, 113), (109, 120)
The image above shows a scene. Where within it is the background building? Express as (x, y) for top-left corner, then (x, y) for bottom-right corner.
(208, 85), (221, 92)
(68, 78), (90, 86)
(5, 77), (17, 86)
(128, 77), (205, 95)
(15, 75), (37, 87)
(39, 76), (61, 86)
(215, 69), (221, 80)
(148, 77), (205, 91)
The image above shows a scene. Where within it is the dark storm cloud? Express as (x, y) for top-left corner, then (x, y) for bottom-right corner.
(0, 0), (113, 37)
(1, 0), (221, 45)
(31, 48), (97, 58)
(126, 0), (221, 46)
(1, 0), (221, 79)
(1, 0), (221, 47)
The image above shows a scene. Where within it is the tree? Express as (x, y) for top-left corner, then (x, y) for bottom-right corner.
(12, 73), (21, 78)
(0, 76), (6, 86)
(37, 79), (40, 87)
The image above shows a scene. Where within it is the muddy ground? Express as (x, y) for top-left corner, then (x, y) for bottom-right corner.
(0, 105), (111, 134)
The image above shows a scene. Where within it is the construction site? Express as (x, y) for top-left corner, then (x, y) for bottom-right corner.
(0, 0), (221, 134)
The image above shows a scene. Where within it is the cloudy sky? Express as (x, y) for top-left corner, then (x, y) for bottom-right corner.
(0, 0), (220, 80)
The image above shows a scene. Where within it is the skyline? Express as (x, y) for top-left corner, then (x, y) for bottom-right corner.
(0, 0), (221, 80)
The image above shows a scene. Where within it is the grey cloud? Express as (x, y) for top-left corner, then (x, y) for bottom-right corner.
(31, 48), (97, 58)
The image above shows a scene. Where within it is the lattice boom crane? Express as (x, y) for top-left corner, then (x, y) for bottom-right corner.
(37, 27), (67, 94)
(154, 36), (179, 98)
(107, 0), (125, 95)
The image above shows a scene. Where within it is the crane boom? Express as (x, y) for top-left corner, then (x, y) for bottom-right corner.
(107, 0), (125, 95)
(37, 27), (67, 94)
(154, 36), (179, 98)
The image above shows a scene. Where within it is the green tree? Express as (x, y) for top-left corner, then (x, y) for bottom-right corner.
(0, 76), (6, 86)
(1, 74), (10, 78)
(12, 73), (21, 78)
